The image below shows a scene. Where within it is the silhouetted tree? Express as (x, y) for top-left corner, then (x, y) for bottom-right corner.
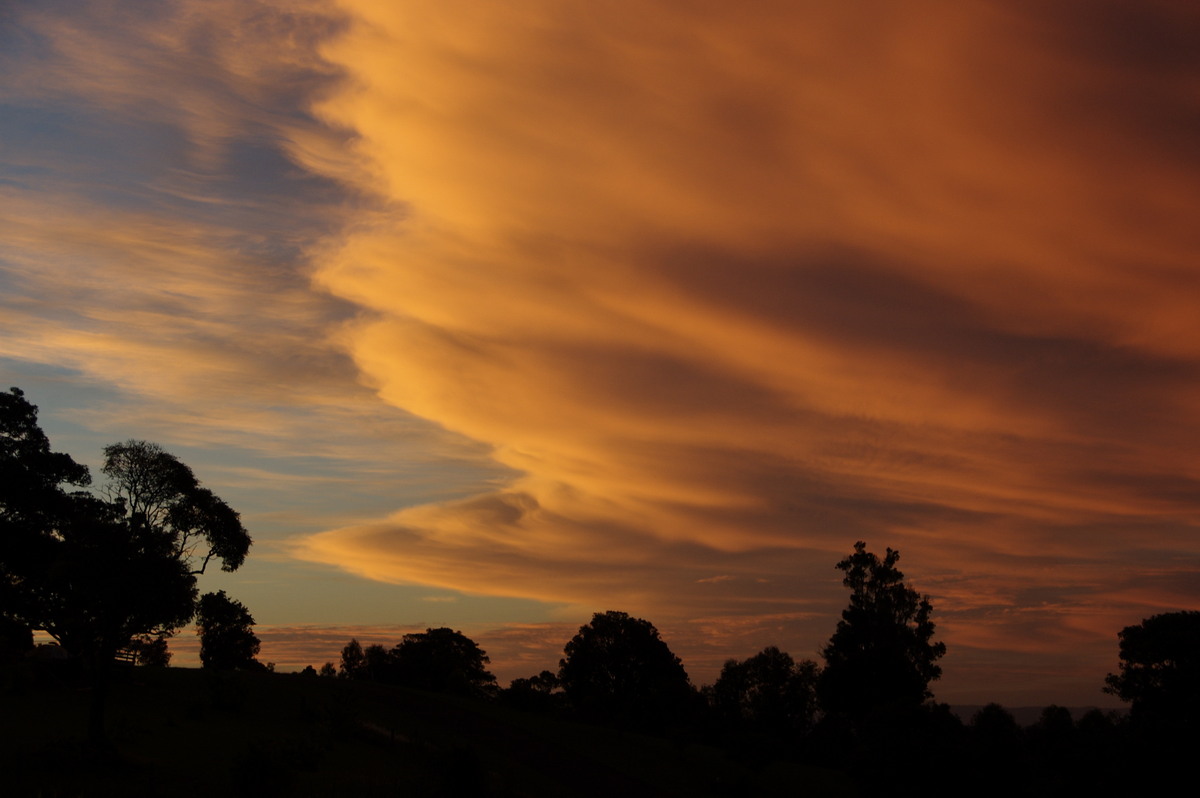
(362, 642), (392, 682)
(196, 590), (261, 670)
(128, 633), (172, 667)
(391, 627), (497, 698)
(319, 661), (337, 678)
(505, 670), (563, 713)
(558, 610), (693, 725)
(339, 638), (365, 678)
(1, 387), (91, 628)
(37, 493), (196, 741)
(711, 646), (820, 734)
(101, 440), (250, 575)
(1104, 610), (1200, 736)
(1, 389), (197, 741)
(818, 541), (945, 723)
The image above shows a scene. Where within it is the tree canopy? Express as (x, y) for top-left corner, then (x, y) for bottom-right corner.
(1, 387), (91, 628)
(818, 541), (945, 721)
(558, 610), (693, 724)
(711, 646), (820, 734)
(196, 590), (262, 670)
(102, 440), (250, 574)
(1104, 610), (1200, 734)
(1, 388), (203, 741)
(339, 637), (366, 679)
(1, 389), (198, 658)
(336, 629), (498, 698)
(391, 627), (497, 697)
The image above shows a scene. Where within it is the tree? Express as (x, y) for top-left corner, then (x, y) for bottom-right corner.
(128, 633), (172, 667)
(196, 590), (261, 670)
(1104, 611), (1200, 734)
(818, 541), (945, 721)
(558, 610), (693, 725)
(391, 627), (497, 698)
(368, 643), (395, 679)
(711, 646), (820, 734)
(1, 387), (91, 628)
(504, 670), (562, 713)
(101, 440), (250, 575)
(1, 389), (197, 741)
(339, 637), (365, 679)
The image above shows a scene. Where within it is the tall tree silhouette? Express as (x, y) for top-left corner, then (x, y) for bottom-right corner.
(339, 637), (365, 679)
(101, 440), (251, 660)
(818, 541), (945, 721)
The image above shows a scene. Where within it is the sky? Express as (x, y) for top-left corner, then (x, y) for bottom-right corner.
(3, 0), (1199, 707)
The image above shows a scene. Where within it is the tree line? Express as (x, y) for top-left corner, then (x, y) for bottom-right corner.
(316, 562), (1197, 792)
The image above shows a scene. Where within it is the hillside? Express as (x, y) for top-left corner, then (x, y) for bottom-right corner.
(1, 667), (853, 797)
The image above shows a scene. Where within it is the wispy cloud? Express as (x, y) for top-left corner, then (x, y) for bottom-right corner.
(0, 1), (506, 524)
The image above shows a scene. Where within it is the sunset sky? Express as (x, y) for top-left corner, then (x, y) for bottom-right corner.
(3, 0), (1199, 707)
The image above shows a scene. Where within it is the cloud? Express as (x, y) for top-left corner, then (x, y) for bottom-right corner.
(0, 0), (506, 535)
(7, 1), (1200, 704)
(292, 0), (1200, 702)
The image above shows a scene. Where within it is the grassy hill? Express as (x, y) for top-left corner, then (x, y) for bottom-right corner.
(1, 667), (854, 797)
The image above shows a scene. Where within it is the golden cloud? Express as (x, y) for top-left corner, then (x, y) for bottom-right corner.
(7, 0), (1200, 703)
(293, 1), (1200, 698)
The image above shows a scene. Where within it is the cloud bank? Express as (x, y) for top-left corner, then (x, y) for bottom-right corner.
(293, 1), (1200, 701)
(4, 1), (1199, 702)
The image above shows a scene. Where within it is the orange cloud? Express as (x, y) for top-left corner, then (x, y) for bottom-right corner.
(292, 1), (1200, 702)
(7, 0), (1200, 705)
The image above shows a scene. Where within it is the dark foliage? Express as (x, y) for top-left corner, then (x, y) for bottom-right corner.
(362, 643), (392, 682)
(710, 646), (819, 735)
(504, 669), (563, 713)
(336, 629), (498, 698)
(0, 389), (259, 741)
(818, 541), (945, 722)
(1, 387), (92, 631)
(339, 638), (365, 679)
(102, 440), (251, 575)
(390, 627), (497, 698)
(1104, 610), (1200, 734)
(558, 610), (694, 726)
(128, 634), (172, 667)
(197, 590), (261, 670)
